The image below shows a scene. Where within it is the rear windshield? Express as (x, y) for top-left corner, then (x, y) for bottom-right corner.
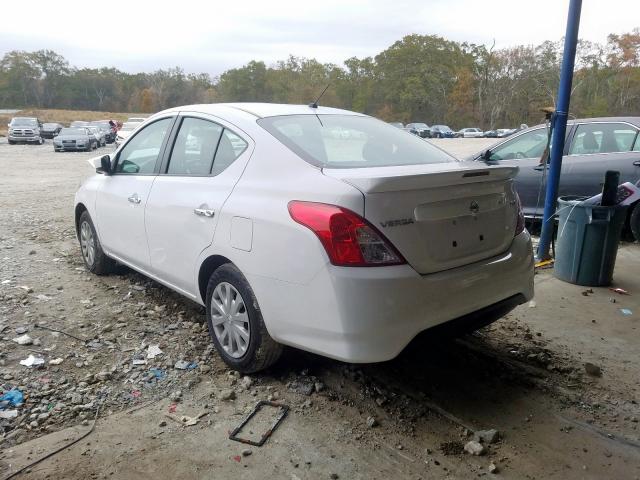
(258, 115), (454, 168)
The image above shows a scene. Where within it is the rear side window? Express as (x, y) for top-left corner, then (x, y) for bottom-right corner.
(258, 114), (454, 168)
(569, 123), (638, 155)
(167, 117), (223, 175)
(165, 117), (248, 176)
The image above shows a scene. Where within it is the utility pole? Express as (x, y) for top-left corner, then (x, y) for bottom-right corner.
(536, 0), (583, 260)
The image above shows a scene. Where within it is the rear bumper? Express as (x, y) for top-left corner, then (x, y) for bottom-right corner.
(250, 230), (534, 363)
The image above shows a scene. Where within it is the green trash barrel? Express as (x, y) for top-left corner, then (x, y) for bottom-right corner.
(554, 196), (628, 286)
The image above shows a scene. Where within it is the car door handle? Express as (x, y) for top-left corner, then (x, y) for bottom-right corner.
(633, 160), (640, 166)
(127, 194), (141, 204)
(194, 208), (215, 217)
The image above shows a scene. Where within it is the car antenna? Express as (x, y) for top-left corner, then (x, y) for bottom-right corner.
(309, 84), (330, 109)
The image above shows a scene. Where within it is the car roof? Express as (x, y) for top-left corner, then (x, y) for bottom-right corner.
(159, 102), (364, 119)
(527, 116), (640, 129)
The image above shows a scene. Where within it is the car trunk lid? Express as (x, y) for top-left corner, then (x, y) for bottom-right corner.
(323, 162), (520, 274)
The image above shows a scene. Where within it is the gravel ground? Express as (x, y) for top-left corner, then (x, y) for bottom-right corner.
(1, 138), (639, 479)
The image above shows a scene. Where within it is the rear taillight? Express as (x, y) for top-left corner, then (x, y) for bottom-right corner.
(288, 201), (406, 267)
(514, 192), (525, 236)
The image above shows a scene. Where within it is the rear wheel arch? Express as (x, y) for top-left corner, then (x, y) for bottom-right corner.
(198, 255), (233, 303)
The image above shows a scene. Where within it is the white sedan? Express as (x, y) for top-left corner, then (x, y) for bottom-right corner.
(75, 103), (534, 372)
(457, 127), (484, 138)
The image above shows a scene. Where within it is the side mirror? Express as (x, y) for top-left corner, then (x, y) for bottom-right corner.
(98, 155), (112, 175)
(481, 149), (492, 161)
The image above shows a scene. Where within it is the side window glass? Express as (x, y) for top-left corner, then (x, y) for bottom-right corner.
(211, 129), (248, 176)
(116, 118), (172, 174)
(633, 133), (640, 152)
(489, 129), (547, 161)
(569, 123), (637, 155)
(167, 117), (223, 175)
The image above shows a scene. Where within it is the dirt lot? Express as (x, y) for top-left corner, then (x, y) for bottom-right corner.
(1, 138), (639, 479)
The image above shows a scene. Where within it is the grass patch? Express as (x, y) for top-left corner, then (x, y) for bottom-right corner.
(0, 108), (141, 136)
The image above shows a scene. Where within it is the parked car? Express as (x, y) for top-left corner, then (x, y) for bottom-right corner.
(126, 117), (147, 124)
(7, 117), (43, 144)
(74, 103), (534, 373)
(497, 128), (516, 138)
(116, 122), (139, 143)
(457, 127), (484, 138)
(483, 130), (499, 138)
(468, 117), (640, 240)
(41, 122), (63, 139)
(430, 125), (455, 138)
(54, 127), (97, 152)
(86, 125), (106, 147)
(389, 122), (404, 129)
(90, 121), (117, 143)
(406, 122), (432, 138)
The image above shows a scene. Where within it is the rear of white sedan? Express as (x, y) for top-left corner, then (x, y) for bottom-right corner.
(74, 103), (534, 373)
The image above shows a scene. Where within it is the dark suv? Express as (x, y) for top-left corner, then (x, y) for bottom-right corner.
(90, 121), (117, 143)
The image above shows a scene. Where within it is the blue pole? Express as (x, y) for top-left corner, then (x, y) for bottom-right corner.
(536, 0), (583, 261)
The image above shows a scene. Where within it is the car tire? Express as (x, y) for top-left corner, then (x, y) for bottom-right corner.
(8, 140), (15, 145)
(205, 264), (283, 373)
(629, 203), (640, 242)
(85, 144), (92, 152)
(78, 211), (115, 275)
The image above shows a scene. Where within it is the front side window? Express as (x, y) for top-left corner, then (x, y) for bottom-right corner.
(167, 117), (223, 175)
(489, 128), (547, 161)
(115, 117), (172, 174)
(259, 115), (454, 168)
(569, 123), (638, 155)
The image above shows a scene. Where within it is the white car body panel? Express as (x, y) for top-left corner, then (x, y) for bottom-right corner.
(75, 103), (534, 364)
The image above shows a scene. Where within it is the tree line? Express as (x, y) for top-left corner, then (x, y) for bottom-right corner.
(1, 30), (638, 129)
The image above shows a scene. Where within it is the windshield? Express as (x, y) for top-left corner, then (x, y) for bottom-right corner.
(60, 128), (87, 135)
(43, 123), (58, 128)
(258, 115), (454, 169)
(412, 123), (429, 128)
(11, 118), (37, 127)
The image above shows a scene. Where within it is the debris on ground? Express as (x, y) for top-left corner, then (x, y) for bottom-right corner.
(619, 308), (633, 316)
(464, 440), (487, 456)
(473, 428), (500, 444)
(146, 344), (163, 359)
(440, 441), (464, 455)
(489, 462), (499, 473)
(229, 401), (289, 446)
(366, 416), (378, 428)
(19, 354), (45, 367)
(12, 334), (33, 345)
(609, 287), (630, 295)
(0, 389), (25, 408)
(581, 288), (594, 296)
(584, 362), (602, 377)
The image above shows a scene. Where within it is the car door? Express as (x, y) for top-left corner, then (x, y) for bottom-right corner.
(144, 113), (251, 297)
(95, 115), (175, 270)
(484, 126), (553, 218)
(560, 122), (640, 199)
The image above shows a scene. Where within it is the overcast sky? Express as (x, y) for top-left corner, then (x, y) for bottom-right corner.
(2, 0), (638, 76)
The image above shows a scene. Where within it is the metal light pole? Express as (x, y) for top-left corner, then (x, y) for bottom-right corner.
(536, 0), (583, 261)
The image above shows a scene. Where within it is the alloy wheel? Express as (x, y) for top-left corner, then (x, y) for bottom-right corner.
(80, 221), (95, 267)
(210, 282), (250, 358)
